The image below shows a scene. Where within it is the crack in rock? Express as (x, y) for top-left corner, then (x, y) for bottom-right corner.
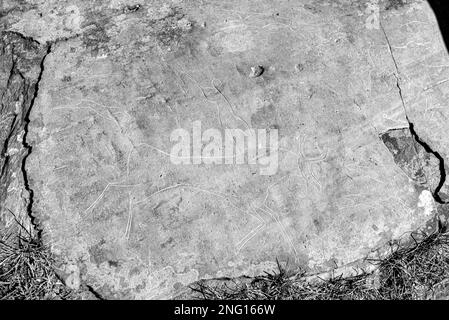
(380, 22), (448, 203)
(20, 44), (52, 233)
(408, 122), (448, 203)
(381, 125), (448, 204)
(85, 285), (106, 300)
(0, 32), (49, 229)
(380, 22), (410, 121)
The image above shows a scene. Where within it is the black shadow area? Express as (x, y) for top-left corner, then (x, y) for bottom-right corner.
(428, 0), (449, 52)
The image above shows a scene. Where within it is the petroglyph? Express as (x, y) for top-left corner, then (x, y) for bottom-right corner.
(2, 0), (444, 299)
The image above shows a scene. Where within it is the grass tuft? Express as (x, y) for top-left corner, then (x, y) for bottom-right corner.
(0, 217), (73, 300)
(191, 229), (449, 300)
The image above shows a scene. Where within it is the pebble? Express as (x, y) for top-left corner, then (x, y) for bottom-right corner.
(249, 65), (264, 78)
(295, 63), (304, 72)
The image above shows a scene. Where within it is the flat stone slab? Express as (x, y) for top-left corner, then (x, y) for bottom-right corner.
(5, 0), (445, 298)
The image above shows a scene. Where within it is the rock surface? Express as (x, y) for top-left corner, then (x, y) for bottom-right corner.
(1, 0), (449, 299)
(0, 32), (48, 231)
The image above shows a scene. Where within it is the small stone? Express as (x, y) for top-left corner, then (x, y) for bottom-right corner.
(177, 18), (193, 31)
(123, 4), (141, 13)
(249, 65), (264, 78)
(295, 63), (304, 72)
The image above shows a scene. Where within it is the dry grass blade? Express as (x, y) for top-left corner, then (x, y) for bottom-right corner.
(0, 218), (73, 300)
(190, 230), (449, 300)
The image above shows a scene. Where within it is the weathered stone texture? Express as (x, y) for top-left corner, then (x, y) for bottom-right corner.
(1, 0), (448, 299)
(0, 32), (47, 230)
